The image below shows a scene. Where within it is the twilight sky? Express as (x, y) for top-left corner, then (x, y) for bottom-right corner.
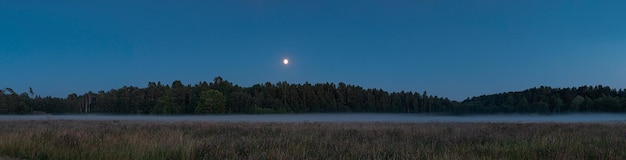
(1, 0), (625, 101)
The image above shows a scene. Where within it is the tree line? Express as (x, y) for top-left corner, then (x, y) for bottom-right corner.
(1, 77), (625, 114)
(459, 85), (626, 114)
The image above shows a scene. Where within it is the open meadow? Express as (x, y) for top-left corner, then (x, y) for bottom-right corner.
(1, 120), (625, 159)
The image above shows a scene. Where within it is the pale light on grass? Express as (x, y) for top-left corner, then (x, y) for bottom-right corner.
(0, 120), (624, 159)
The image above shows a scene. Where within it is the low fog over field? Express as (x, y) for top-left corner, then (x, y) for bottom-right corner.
(1, 114), (625, 123)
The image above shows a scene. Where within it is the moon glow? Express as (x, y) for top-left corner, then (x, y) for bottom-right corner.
(283, 59), (289, 65)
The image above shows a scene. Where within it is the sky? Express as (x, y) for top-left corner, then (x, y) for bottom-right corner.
(1, 0), (625, 101)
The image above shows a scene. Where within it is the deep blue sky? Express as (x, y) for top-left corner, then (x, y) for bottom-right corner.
(1, 0), (625, 101)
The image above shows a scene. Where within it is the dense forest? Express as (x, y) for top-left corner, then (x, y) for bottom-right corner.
(1, 77), (625, 115)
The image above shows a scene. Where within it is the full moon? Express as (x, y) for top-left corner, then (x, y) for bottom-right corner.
(283, 59), (289, 65)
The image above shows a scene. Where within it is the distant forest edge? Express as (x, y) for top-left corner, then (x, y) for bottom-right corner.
(1, 77), (625, 115)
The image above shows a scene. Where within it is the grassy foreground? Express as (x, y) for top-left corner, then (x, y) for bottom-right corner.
(0, 120), (624, 159)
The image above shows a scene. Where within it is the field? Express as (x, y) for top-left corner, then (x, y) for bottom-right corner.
(0, 120), (625, 159)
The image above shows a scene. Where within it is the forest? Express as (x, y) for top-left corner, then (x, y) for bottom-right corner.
(1, 77), (625, 115)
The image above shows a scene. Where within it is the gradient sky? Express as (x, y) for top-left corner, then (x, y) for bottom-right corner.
(1, 0), (625, 101)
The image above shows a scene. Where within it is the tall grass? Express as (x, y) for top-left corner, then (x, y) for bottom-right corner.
(0, 120), (624, 159)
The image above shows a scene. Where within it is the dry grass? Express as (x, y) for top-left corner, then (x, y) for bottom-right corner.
(0, 120), (625, 159)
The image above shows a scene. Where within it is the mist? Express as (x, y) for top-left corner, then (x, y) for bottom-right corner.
(1, 113), (625, 123)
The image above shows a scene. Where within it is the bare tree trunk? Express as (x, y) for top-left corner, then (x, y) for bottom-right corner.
(81, 93), (92, 113)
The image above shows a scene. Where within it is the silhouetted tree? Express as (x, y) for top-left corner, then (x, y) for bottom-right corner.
(195, 90), (226, 114)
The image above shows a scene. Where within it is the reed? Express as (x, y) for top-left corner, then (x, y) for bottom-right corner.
(0, 120), (624, 159)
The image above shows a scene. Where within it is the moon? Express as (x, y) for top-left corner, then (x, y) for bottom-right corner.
(283, 59), (289, 65)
